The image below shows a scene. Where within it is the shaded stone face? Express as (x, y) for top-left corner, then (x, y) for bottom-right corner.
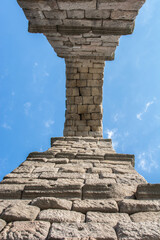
(64, 59), (104, 137)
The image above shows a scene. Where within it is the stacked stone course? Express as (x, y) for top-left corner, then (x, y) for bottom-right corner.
(0, 137), (160, 239)
(1, 0), (160, 239)
(64, 59), (104, 137)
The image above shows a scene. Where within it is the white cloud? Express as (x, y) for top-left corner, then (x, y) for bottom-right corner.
(44, 119), (54, 128)
(24, 102), (31, 116)
(138, 151), (158, 173)
(2, 123), (12, 130)
(136, 99), (155, 120)
(104, 128), (118, 150)
(113, 113), (119, 122)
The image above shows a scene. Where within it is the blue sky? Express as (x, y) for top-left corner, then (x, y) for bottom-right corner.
(0, 0), (160, 183)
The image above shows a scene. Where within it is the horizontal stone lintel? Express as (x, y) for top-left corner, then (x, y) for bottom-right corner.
(28, 22), (134, 35)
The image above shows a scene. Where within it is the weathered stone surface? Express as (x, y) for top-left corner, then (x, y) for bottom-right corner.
(0, 221), (50, 240)
(83, 183), (136, 199)
(31, 197), (72, 210)
(37, 209), (85, 223)
(136, 183), (160, 199)
(48, 222), (117, 240)
(116, 221), (160, 240)
(0, 200), (30, 214)
(73, 199), (118, 213)
(116, 173), (147, 185)
(119, 199), (160, 214)
(1, 202), (40, 222)
(0, 184), (24, 199)
(86, 212), (130, 227)
(0, 219), (6, 232)
(130, 211), (160, 223)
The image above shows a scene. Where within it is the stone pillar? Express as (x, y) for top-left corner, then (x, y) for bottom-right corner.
(64, 59), (104, 137)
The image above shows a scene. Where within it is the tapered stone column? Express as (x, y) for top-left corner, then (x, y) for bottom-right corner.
(64, 59), (104, 137)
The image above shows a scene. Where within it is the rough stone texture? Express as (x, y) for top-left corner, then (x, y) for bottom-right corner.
(130, 211), (160, 223)
(64, 59), (104, 137)
(31, 197), (72, 210)
(116, 221), (160, 240)
(1, 203), (40, 222)
(86, 212), (130, 227)
(37, 209), (85, 223)
(48, 222), (117, 240)
(136, 183), (160, 199)
(0, 221), (50, 240)
(119, 199), (160, 214)
(73, 199), (118, 213)
(0, 219), (6, 232)
(1, 137), (159, 239)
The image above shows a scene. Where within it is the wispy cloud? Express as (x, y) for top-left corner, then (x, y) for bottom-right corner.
(1, 123), (12, 130)
(136, 99), (155, 120)
(24, 102), (31, 116)
(44, 119), (54, 128)
(113, 113), (119, 122)
(138, 151), (159, 173)
(104, 128), (118, 149)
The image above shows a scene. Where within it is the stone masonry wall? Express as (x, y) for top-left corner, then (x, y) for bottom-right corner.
(64, 59), (104, 137)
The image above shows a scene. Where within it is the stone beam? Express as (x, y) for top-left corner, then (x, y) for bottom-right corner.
(17, 0), (145, 60)
(16, 0), (146, 137)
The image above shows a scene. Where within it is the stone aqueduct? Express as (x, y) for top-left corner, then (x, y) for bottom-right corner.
(0, 0), (160, 239)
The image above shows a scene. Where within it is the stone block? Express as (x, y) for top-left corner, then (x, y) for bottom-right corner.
(66, 79), (77, 87)
(80, 73), (93, 80)
(80, 87), (92, 96)
(87, 120), (101, 126)
(87, 80), (103, 87)
(0, 219), (6, 232)
(75, 96), (83, 104)
(37, 209), (85, 223)
(86, 212), (130, 227)
(48, 222), (117, 240)
(44, 10), (67, 19)
(57, 0), (97, 10)
(67, 73), (79, 80)
(78, 105), (88, 114)
(88, 167), (112, 174)
(66, 87), (79, 97)
(73, 199), (118, 213)
(81, 113), (91, 120)
(92, 73), (103, 80)
(83, 183), (136, 200)
(66, 96), (75, 104)
(136, 184), (160, 200)
(59, 165), (86, 173)
(111, 10), (138, 20)
(0, 221), (50, 240)
(130, 211), (160, 223)
(67, 10), (85, 19)
(0, 184), (24, 199)
(85, 9), (110, 19)
(116, 221), (160, 240)
(77, 125), (91, 131)
(98, 0), (145, 11)
(31, 197), (72, 210)
(83, 96), (94, 104)
(1, 203), (40, 222)
(119, 199), (160, 214)
(116, 173), (147, 186)
(91, 112), (102, 119)
(92, 87), (102, 96)
(77, 80), (87, 87)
